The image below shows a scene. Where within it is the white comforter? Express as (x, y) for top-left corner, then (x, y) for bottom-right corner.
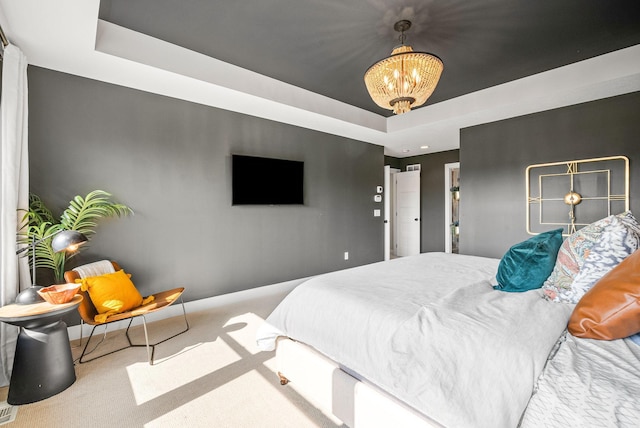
(257, 253), (573, 427)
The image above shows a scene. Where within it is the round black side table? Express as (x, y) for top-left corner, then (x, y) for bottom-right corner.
(0, 295), (82, 405)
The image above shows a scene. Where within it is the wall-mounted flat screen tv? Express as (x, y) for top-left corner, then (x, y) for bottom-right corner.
(232, 154), (304, 205)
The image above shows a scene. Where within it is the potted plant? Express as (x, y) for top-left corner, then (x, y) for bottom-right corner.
(21, 190), (132, 284)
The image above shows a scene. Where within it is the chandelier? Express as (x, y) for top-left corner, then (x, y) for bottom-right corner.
(364, 20), (443, 115)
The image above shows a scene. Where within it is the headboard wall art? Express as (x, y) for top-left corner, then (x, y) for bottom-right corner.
(526, 156), (629, 236)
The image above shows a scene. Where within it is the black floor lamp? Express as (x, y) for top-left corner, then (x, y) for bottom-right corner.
(15, 230), (88, 305)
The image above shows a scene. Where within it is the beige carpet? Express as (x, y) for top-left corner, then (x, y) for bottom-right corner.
(0, 289), (345, 428)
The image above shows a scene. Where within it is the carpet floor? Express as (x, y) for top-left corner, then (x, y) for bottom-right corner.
(0, 289), (345, 428)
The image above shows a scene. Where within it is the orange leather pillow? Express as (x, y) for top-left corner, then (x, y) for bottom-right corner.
(568, 249), (640, 339)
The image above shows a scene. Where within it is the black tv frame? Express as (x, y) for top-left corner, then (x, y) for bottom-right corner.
(232, 154), (304, 205)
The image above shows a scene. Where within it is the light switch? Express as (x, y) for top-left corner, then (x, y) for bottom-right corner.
(374, 195), (382, 202)
(374, 209), (381, 217)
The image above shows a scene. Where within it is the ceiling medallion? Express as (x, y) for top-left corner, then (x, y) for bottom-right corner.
(364, 20), (443, 115)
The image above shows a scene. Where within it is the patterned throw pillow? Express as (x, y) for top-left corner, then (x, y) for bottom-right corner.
(619, 210), (640, 236)
(563, 216), (639, 303)
(542, 216), (616, 301)
(542, 211), (640, 303)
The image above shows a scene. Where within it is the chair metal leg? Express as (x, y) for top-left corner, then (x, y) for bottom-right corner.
(71, 319), (85, 350)
(78, 296), (189, 365)
(78, 319), (136, 364)
(78, 324), (99, 363)
(124, 295), (190, 365)
(142, 316), (151, 363)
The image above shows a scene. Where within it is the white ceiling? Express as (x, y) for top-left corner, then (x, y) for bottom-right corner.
(1, 0), (639, 157)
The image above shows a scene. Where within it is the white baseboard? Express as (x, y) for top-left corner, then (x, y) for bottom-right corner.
(66, 276), (308, 341)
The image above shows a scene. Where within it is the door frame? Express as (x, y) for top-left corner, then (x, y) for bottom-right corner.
(384, 166), (400, 260)
(444, 162), (460, 253)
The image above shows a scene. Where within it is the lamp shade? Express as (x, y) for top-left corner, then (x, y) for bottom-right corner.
(51, 230), (88, 253)
(14, 230), (88, 305)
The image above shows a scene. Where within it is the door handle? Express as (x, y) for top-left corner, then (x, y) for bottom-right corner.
(414, 218), (419, 221)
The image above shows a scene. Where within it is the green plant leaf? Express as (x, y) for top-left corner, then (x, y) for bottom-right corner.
(27, 193), (56, 225)
(26, 222), (63, 272)
(24, 190), (133, 283)
(59, 190), (133, 236)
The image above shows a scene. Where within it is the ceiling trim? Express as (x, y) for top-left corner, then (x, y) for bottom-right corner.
(1, 0), (639, 157)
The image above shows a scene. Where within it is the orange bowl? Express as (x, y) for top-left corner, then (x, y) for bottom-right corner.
(37, 283), (81, 304)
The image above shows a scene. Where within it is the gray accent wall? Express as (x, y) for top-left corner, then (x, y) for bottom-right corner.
(28, 67), (384, 302)
(460, 91), (640, 258)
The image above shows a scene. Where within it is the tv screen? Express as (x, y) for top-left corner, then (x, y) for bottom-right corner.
(232, 155), (304, 205)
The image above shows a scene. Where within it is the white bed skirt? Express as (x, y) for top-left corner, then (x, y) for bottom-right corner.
(275, 337), (443, 428)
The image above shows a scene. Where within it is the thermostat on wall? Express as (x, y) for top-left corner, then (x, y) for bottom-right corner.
(374, 195), (382, 202)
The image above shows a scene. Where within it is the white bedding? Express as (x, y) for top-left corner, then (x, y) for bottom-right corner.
(521, 333), (640, 427)
(256, 253), (574, 427)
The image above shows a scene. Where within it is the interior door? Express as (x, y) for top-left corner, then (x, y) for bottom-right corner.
(395, 170), (421, 256)
(384, 166), (391, 261)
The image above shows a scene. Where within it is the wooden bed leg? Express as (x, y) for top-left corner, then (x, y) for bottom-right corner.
(277, 372), (289, 385)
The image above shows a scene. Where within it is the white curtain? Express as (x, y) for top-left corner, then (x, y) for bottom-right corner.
(0, 44), (30, 386)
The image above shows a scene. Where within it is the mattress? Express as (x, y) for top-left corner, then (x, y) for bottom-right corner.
(257, 253), (573, 427)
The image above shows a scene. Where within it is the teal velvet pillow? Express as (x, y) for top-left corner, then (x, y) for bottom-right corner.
(493, 228), (564, 292)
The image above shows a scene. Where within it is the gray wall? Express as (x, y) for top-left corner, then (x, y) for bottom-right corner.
(460, 91), (640, 258)
(28, 67), (384, 302)
(387, 150), (460, 252)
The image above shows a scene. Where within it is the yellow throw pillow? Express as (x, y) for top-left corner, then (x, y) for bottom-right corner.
(78, 270), (154, 323)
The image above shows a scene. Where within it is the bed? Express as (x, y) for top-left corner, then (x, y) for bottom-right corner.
(256, 214), (640, 427)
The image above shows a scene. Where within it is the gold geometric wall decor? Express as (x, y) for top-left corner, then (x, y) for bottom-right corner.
(526, 156), (629, 236)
